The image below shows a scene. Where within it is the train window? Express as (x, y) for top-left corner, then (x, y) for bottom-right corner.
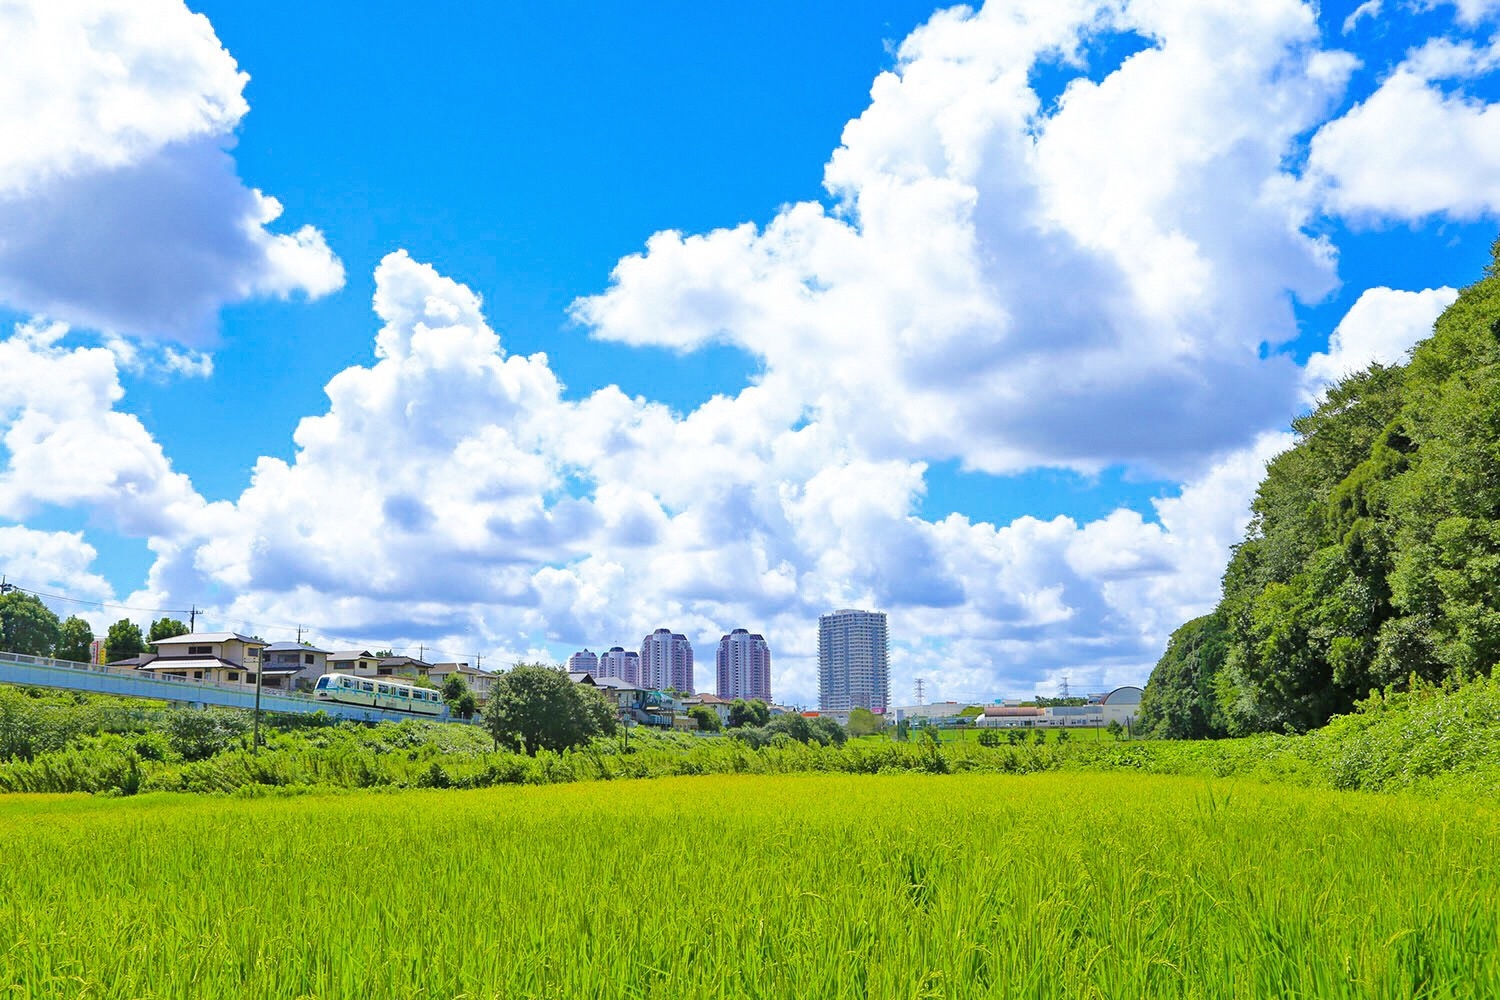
(361, 682), (374, 692)
(316, 676), (329, 690)
(377, 684), (390, 694)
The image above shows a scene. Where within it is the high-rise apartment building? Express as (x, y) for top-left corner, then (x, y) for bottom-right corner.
(598, 646), (640, 686)
(716, 629), (771, 702)
(567, 649), (598, 674)
(640, 628), (694, 693)
(818, 609), (889, 713)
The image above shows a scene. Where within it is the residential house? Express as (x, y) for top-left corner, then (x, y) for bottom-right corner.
(326, 650), (380, 676)
(376, 655), (432, 679)
(263, 642), (330, 691)
(681, 692), (734, 726)
(136, 632), (295, 690)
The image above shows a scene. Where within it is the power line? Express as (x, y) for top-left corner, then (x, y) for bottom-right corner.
(4, 578), (494, 667)
(6, 584), (192, 617)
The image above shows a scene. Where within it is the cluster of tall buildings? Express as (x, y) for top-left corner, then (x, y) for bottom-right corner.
(567, 608), (890, 710)
(570, 629), (694, 693)
(569, 626), (773, 702)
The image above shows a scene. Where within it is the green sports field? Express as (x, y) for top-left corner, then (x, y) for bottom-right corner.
(3, 772), (1496, 999)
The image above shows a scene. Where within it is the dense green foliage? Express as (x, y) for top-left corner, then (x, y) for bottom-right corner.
(103, 618), (145, 662)
(5, 671), (1500, 798)
(1145, 245), (1500, 732)
(687, 705), (722, 731)
(1137, 613), (1229, 738)
(147, 617), (188, 643)
(727, 697), (770, 728)
(483, 663), (616, 754)
(3, 773), (1498, 997)
(54, 616), (93, 662)
(0, 591), (61, 657)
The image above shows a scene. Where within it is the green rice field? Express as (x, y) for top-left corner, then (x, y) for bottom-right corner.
(3, 772), (1497, 999)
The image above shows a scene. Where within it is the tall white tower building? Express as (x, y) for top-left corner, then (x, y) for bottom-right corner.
(818, 609), (889, 713)
(640, 628), (694, 693)
(716, 629), (771, 702)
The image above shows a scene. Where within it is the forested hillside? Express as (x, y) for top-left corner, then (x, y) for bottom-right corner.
(1141, 244), (1500, 736)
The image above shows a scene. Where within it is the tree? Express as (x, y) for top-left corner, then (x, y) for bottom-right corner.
(483, 663), (617, 755)
(1106, 720), (1124, 741)
(0, 591), (61, 657)
(442, 673), (470, 701)
(1138, 613), (1230, 739)
(846, 707), (884, 737)
(148, 617), (189, 644)
(103, 619), (146, 663)
(688, 706), (722, 732)
(728, 698), (770, 728)
(451, 691), (479, 721)
(55, 616), (94, 662)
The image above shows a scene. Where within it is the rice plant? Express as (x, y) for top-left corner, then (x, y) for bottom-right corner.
(1, 772), (1496, 998)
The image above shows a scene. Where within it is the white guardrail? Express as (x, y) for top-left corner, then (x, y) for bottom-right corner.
(0, 649), (323, 700)
(0, 649), (450, 722)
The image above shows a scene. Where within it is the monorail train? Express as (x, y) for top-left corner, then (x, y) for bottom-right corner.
(313, 671), (446, 716)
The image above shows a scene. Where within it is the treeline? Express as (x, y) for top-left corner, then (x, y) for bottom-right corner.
(1141, 244), (1500, 737)
(6, 674), (1500, 797)
(0, 590), (187, 663)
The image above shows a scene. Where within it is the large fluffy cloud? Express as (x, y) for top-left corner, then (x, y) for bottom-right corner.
(0, 0), (342, 341)
(10, 0), (1500, 704)
(573, 0), (1349, 477)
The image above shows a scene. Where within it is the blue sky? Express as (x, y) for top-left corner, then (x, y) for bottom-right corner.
(3, 0), (1500, 704)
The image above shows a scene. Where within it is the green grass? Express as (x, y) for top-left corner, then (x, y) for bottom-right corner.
(3, 772), (1498, 998)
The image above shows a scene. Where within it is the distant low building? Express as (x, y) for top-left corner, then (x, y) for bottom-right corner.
(974, 687), (1145, 729)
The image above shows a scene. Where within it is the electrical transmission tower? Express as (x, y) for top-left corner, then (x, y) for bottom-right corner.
(1060, 676), (1071, 699)
(914, 677), (926, 706)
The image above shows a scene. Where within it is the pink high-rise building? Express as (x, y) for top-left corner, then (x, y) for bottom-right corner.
(598, 646), (640, 686)
(640, 628), (693, 694)
(717, 629), (771, 703)
(567, 648), (598, 674)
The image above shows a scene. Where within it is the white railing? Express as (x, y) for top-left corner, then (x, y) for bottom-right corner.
(0, 650), (320, 702)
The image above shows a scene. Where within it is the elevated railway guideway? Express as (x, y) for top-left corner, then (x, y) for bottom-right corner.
(0, 650), (450, 724)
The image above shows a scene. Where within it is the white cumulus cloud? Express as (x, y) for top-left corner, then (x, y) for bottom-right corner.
(0, 0), (343, 341)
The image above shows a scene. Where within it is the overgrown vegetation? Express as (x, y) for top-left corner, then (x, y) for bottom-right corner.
(1143, 243), (1500, 734)
(5, 672), (1500, 797)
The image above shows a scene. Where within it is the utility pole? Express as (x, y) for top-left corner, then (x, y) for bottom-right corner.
(296, 624), (305, 644)
(0, 576), (13, 594)
(253, 652), (264, 751)
(189, 605), (200, 631)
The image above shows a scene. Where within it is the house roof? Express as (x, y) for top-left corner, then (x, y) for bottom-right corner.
(685, 693), (731, 704)
(567, 671), (597, 685)
(379, 655), (431, 666)
(137, 656), (239, 672)
(108, 653), (159, 668)
(153, 632), (264, 646)
(327, 650), (375, 661)
(430, 662), (494, 678)
(593, 677), (643, 692)
(265, 641), (329, 654)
